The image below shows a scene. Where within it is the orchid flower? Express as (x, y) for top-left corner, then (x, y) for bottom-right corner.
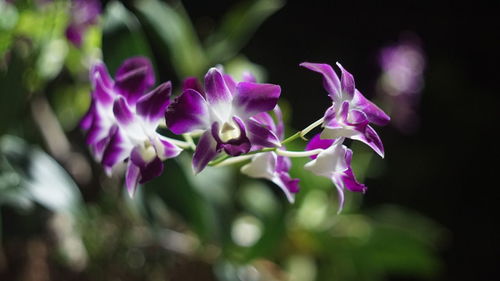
(81, 57), (155, 162)
(106, 83), (182, 196)
(241, 106), (300, 202)
(81, 57), (182, 196)
(304, 134), (366, 213)
(300, 62), (390, 157)
(166, 67), (281, 173)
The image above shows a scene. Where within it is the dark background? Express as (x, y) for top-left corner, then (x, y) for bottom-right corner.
(184, 1), (499, 280)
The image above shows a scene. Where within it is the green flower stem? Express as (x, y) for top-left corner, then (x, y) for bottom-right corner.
(276, 149), (322, 158)
(212, 154), (255, 167)
(281, 117), (324, 145)
(182, 134), (196, 150)
(208, 147), (276, 167)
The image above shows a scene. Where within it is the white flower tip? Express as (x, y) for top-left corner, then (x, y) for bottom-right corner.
(127, 188), (135, 198)
(104, 166), (113, 177)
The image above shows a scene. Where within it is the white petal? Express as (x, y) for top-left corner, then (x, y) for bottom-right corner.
(304, 141), (348, 177)
(240, 152), (276, 180)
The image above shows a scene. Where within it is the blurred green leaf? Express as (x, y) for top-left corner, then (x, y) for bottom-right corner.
(142, 154), (217, 241)
(102, 1), (154, 74)
(311, 207), (445, 281)
(133, 0), (208, 78)
(0, 50), (27, 135)
(36, 38), (68, 80)
(51, 83), (91, 131)
(15, 2), (68, 43)
(0, 135), (84, 216)
(0, 1), (18, 56)
(206, 0), (285, 62)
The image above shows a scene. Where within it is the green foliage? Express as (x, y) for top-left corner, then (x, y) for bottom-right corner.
(133, 0), (209, 78)
(0, 135), (84, 215)
(0, 1), (446, 280)
(205, 0), (285, 62)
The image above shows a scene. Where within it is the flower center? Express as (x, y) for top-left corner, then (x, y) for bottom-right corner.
(140, 140), (157, 162)
(219, 120), (241, 142)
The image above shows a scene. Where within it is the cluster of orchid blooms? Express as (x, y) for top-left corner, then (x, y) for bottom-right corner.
(81, 56), (390, 212)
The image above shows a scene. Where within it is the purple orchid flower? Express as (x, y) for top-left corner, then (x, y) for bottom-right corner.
(300, 62), (390, 157)
(241, 106), (300, 202)
(166, 67), (281, 173)
(81, 57), (155, 161)
(81, 57), (181, 196)
(65, 0), (101, 47)
(304, 134), (366, 212)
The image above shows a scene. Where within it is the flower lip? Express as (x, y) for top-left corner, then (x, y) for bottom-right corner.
(211, 116), (251, 156)
(218, 119), (242, 142)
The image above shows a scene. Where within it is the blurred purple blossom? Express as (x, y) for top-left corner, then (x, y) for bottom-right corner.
(378, 35), (426, 133)
(65, 0), (101, 47)
(81, 57), (181, 196)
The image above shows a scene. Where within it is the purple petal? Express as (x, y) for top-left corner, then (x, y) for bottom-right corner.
(138, 157), (164, 184)
(65, 24), (83, 47)
(233, 82), (281, 117)
(114, 57), (155, 104)
(192, 131), (219, 174)
(352, 90), (390, 126)
(92, 69), (114, 106)
(136, 82), (172, 122)
(336, 62), (355, 98)
(90, 134), (110, 161)
(125, 161), (141, 197)
(204, 68), (232, 105)
(245, 118), (281, 148)
(223, 74), (237, 94)
(347, 109), (368, 126)
(85, 112), (106, 145)
(278, 171), (300, 193)
(166, 89), (210, 134)
(182, 77), (204, 96)
(71, 0), (101, 25)
(276, 155), (291, 173)
(211, 117), (251, 156)
(130, 146), (148, 168)
(351, 125), (385, 158)
(300, 62), (341, 100)
(323, 106), (337, 128)
(273, 105), (285, 140)
(305, 134), (335, 159)
(341, 149), (367, 193)
(157, 136), (182, 159)
(113, 97), (134, 125)
(90, 61), (113, 89)
(252, 112), (277, 138)
(101, 125), (129, 168)
(80, 101), (95, 130)
(338, 101), (350, 122)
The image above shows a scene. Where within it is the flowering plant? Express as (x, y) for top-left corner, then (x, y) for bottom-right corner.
(82, 58), (389, 211)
